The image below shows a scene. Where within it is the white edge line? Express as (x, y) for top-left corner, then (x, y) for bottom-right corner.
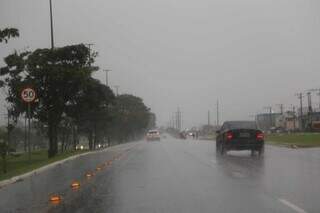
(278, 198), (308, 213)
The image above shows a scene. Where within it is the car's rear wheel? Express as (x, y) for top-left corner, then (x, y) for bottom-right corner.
(220, 143), (226, 155)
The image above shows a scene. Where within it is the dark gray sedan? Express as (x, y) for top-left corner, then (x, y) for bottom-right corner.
(216, 121), (264, 156)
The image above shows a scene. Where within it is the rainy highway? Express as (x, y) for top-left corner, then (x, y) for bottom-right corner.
(1, 135), (320, 213)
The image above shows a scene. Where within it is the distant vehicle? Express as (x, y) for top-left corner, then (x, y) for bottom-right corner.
(76, 144), (88, 150)
(146, 130), (161, 141)
(216, 121), (264, 156)
(179, 132), (187, 139)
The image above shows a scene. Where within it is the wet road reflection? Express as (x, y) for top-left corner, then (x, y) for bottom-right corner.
(1, 136), (320, 213)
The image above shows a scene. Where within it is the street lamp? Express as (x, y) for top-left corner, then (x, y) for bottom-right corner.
(113, 85), (119, 96)
(103, 69), (111, 86)
(49, 0), (54, 49)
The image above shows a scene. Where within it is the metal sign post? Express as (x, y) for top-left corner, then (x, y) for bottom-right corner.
(21, 87), (36, 161)
(27, 103), (31, 160)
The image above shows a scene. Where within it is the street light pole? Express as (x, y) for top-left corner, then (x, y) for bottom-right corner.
(104, 69), (111, 86)
(49, 0), (54, 49)
(114, 85), (119, 96)
(264, 106), (273, 129)
(216, 100), (220, 126)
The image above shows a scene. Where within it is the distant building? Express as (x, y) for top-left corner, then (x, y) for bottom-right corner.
(275, 111), (297, 131)
(256, 108), (320, 132)
(298, 110), (320, 131)
(256, 113), (281, 131)
(200, 124), (220, 136)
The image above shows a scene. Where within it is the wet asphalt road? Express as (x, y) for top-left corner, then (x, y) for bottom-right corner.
(1, 135), (320, 213)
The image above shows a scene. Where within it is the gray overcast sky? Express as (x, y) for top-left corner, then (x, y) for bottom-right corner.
(1, 0), (320, 128)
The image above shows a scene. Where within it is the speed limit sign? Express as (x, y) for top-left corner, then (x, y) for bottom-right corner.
(21, 87), (36, 103)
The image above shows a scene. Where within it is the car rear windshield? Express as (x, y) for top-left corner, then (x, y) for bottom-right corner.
(226, 121), (257, 130)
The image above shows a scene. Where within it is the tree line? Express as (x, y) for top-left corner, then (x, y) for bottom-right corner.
(0, 28), (154, 161)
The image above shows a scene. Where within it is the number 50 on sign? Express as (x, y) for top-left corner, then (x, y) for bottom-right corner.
(21, 87), (36, 103)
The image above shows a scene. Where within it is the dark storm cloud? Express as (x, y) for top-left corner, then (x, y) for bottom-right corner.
(1, 0), (320, 127)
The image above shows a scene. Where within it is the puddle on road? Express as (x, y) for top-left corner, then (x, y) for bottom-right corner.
(231, 171), (247, 178)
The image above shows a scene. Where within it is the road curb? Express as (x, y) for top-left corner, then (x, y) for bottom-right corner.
(0, 148), (108, 189)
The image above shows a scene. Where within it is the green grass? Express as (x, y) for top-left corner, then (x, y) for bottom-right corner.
(200, 134), (216, 140)
(266, 133), (320, 148)
(0, 149), (88, 181)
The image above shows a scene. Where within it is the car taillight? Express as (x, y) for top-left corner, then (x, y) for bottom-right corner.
(226, 131), (233, 140)
(256, 132), (264, 140)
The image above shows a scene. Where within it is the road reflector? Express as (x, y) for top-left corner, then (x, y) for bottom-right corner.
(71, 181), (80, 189)
(86, 172), (93, 178)
(50, 195), (62, 204)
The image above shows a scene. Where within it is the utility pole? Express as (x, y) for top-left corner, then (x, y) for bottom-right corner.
(114, 85), (119, 96)
(277, 104), (284, 114)
(216, 100), (220, 126)
(49, 0), (54, 49)
(181, 111), (183, 130)
(307, 91), (313, 130)
(24, 113), (27, 152)
(176, 108), (181, 131)
(296, 93), (304, 131)
(307, 89), (320, 111)
(103, 69), (111, 86)
(27, 103), (31, 160)
(172, 114), (175, 129)
(292, 105), (296, 130)
(264, 106), (273, 129)
(307, 92), (313, 113)
(317, 91), (320, 111)
(316, 91), (320, 111)
(85, 43), (94, 60)
(208, 110), (210, 126)
(178, 109), (181, 130)
(176, 111), (178, 130)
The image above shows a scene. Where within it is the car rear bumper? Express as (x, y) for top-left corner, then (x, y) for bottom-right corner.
(147, 137), (161, 141)
(225, 141), (264, 150)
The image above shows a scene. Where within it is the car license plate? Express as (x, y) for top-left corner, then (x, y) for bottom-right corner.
(239, 133), (250, 138)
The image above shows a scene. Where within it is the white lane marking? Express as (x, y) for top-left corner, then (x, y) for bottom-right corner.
(278, 198), (308, 213)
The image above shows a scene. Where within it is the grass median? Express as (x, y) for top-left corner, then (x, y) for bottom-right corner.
(266, 133), (320, 148)
(0, 149), (88, 181)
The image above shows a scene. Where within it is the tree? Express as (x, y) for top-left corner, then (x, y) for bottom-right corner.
(68, 78), (115, 150)
(0, 28), (19, 43)
(0, 27), (19, 170)
(58, 115), (73, 152)
(110, 94), (150, 142)
(0, 44), (97, 157)
(0, 128), (8, 173)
